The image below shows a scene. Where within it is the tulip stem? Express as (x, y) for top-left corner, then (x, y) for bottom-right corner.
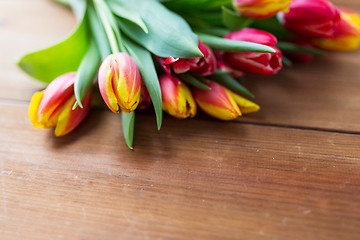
(93, 0), (127, 54)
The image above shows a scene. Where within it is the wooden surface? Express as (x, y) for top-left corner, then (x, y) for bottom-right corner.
(1, 0), (360, 239)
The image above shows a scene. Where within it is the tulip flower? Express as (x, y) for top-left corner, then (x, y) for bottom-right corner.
(159, 75), (196, 119)
(98, 52), (141, 114)
(157, 40), (216, 77)
(314, 8), (360, 51)
(29, 72), (92, 137)
(278, 0), (340, 38)
(234, 0), (292, 19)
(222, 28), (282, 75)
(216, 52), (245, 78)
(192, 81), (259, 120)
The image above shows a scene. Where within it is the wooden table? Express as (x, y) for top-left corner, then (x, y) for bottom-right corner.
(1, 1), (360, 239)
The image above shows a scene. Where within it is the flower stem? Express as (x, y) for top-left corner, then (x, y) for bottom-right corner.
(93, 0), (122, 53)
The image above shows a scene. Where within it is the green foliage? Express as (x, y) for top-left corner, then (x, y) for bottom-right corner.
(74, 41), (100, 109)
(112, 0), (203, 58)
(123, 37), (163, 130)
(122, 111), (135, 149)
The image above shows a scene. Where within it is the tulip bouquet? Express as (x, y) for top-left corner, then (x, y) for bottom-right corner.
(18, 0), (360, 149)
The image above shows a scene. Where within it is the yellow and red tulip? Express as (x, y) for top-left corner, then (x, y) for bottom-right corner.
(314, 8), (360, 51)
(29, 72), (92, 136)
(98, 52), (141, 113)
(192, 81), (259, 120)
(234, 0), (292, 19)
(159, 75), (196, 119)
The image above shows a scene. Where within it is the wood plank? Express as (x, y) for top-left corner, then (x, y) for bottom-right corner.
(0, 103), (359, 240)
(1, 0), (360, 132)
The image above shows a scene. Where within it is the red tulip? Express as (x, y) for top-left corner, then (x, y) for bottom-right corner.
(222, 28), (282, 75)
(29, 72), (92, 136)
(157, 40), (216, 77)
(279, 0), (340, 38)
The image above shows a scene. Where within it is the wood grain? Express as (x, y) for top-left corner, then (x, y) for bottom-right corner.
(1, 0), (360, 239)
(0, 103), (360, 240)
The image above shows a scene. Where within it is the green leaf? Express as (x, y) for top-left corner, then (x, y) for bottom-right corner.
(122, 111), (135, 149)
(123, 37), (163, 130)
(209, 70), (254, 99)
(17, 5), (89, 83)
(73, 40), (100, 109)
(197, 33), (276, 53)
(222, 6), (253, 31)
(88, 5), (111, 60)
(94, 0), (124, 53)
(161, 0), (232, 11)
(178, 73), (211, 90)
(276, 42), (326, 56)
(112, 0), (203, 58)
(108, 1), (148, 33)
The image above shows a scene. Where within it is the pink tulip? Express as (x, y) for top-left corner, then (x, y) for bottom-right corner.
(279, 0), (340, 38)
(222, 28), (283, 75)
(157, 40), (216, 77)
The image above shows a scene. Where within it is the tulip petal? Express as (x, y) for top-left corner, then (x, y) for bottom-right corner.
(55, 90), (92, 137)
(235, 0), (292, 19)
(230, 91), (260, 114)
(193, 82), (241, 120)
(113, 54), (141, 113)
(98, 55), (120, 113)
(29, 90), (45, 128)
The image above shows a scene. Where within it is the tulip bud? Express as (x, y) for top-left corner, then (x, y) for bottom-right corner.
(278, 0), (340, 38)
(222, 28), (283, 75)
(314, 8), (360, 51)
(98, 53), (141, 114)
(159, 75), (196, 119)
(234, 0), (292, 19)
(192, 81), (259, 120)
(29, 72), (92, 136)
(157, 40), (216, 77)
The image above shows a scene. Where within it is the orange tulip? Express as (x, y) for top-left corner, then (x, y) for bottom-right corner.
(29, 72), (92, 136)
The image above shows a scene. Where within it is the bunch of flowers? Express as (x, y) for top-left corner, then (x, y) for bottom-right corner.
(18, 0), (360, 148)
